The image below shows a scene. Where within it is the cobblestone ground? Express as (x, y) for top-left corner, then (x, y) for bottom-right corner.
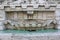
(0, 31), (60, 40)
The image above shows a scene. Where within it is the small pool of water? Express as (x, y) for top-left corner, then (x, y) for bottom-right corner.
(0, 29), (58, 33)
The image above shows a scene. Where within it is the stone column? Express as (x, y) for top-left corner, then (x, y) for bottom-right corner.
(0, 6), (6, 30)
(55, 5), (60, 29)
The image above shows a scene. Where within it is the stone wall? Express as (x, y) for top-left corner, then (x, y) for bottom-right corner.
(0, 32), (60, 40)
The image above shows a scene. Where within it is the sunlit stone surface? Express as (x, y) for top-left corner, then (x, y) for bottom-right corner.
(0, 31), (60, 40)
(0, 0), (60, 40)
(0, 0), (59, 30)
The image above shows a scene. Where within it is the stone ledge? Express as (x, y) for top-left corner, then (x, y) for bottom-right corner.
(0, 32), (60, 40)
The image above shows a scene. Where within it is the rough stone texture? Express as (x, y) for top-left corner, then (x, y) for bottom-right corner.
(0, 32), (60, 40)
(0, 0), (58, 30)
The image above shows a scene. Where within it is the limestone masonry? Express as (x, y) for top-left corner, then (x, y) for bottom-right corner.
(0, 0), (60, 40)
(0, 0), (60, 30)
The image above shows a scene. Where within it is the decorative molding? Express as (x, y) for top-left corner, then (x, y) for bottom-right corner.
(27, 10), (34, 14)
